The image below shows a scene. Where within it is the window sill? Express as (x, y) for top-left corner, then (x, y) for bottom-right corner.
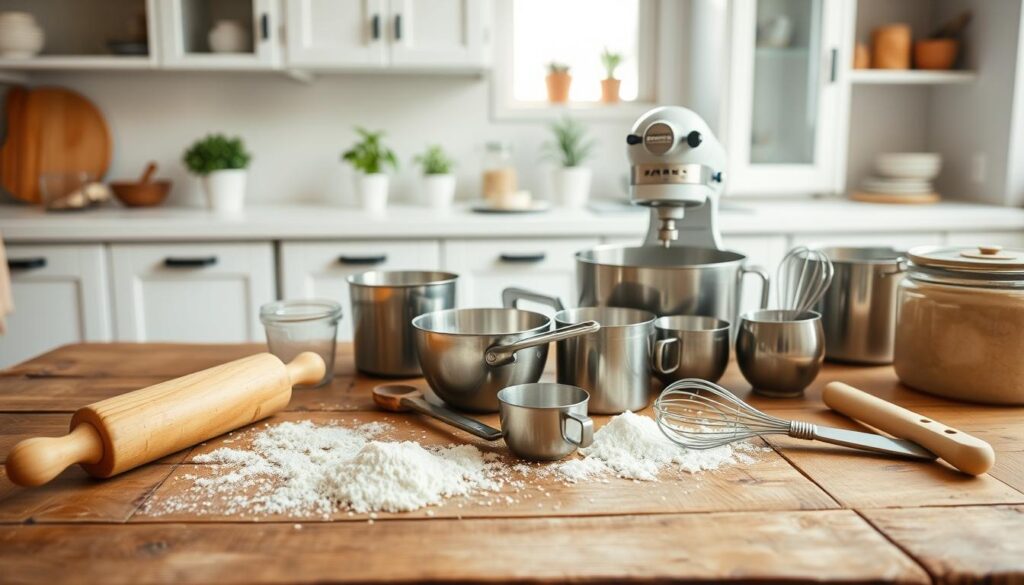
(490, 100), (657, 122)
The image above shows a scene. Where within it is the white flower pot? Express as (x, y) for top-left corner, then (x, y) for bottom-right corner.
(422, 174), (456, 209)
(203, 169), (247, 214)
(358, 173), (389, 214)
(553, 166), (592, 209)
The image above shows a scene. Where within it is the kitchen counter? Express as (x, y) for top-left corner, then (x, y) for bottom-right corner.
(1, 199), (1022, 242)
(1, 342), (1022, 584)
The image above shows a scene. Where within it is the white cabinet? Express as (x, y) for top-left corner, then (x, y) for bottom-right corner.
(790, 232), (944, 251)
(279, 240), (441, 340)
(443, 238), (599, 314)
(725, 0), (845, 195)
(0, 245), (111, 368)
(110, 243), (275, 343)
(721, 235), (788, 316)
(159, 0), (282, 69)
(284, 0), (488, 69)
(945, 231), (1024, 248)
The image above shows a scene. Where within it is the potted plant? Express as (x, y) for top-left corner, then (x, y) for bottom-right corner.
(183, 134), (251, 214)
(544, 117), (595, 209)
(413, 145), (457, 210)
(546, 62), (572, 104)
(341, 127), (398, 214)
(600, 47), (623, 104)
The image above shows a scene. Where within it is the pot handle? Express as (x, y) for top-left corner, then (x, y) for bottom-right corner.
(741, 265), (771, 309)
(562, 411), (594, 448)
(501, 287), (566, 311)
(484, 320), (600, 367)
(879, 257), (909, 278)
(653, 338), (680, 374)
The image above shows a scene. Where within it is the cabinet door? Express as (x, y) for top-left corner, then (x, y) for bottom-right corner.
(388, 0), (487, 68)
(0, 245), (112, 368)
(279, 240), (441, 340)
(726, 0), (844, 195)
(790, 232), (944, 251)
(443, 238), (599, 315)
(159, 0), (281, 69)
(110, 243), (275, 343)
(285, 0), (387, 68)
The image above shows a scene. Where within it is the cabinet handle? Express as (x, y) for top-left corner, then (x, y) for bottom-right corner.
(260, 13), (270, 41)
(7, 257), (46, 271)
(829, 47), (838, 83)
(164, 256), (218, 268)
(371, 14), (380, 40)
(499, 253), (546, 263)
(338, 254), (387, 265)
(394, 14), (402, 41)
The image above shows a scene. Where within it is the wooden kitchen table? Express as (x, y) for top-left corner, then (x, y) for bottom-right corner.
(1, 343), (1023, 584)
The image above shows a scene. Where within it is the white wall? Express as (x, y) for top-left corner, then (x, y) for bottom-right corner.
(20, 70), (638, 208)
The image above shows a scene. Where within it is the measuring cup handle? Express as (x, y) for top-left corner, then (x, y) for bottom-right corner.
(653, 338), (680, 374)
(562, 411), (594, 448)
(501, 287), (566, 311)
(741, 265), (771, 309)
(403, 396), (503, 441)
(484, 320), (600, 367)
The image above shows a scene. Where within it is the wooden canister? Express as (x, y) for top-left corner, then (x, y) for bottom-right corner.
(872, 24), (912, 69)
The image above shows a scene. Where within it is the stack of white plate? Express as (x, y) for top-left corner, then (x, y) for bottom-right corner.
(0, 12), (45, 58)
(854, 153), (942, 203)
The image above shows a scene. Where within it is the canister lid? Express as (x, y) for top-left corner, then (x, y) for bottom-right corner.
(906, 245), (1024, 288)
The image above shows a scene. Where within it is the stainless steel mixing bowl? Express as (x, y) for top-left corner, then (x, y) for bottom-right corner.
(736, 309), (824, 397)
(412, 308), (599, 412)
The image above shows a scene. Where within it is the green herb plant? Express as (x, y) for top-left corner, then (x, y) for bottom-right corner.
(183, 134), (251, 175)
(544, 117), (595, 168)
(414, 145), (456, 175)
(601, 47), (623, 80)
(341, 127), (398, 174)
(548, 62), (571, 75)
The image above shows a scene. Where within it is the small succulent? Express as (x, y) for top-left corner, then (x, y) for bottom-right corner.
(544, 117), (595, 168)
(548, 62), (571, 75)
(341, 127), (398, 174)
(414, 145), (456, 175)
(183, 134), (251, 175)
(601, 47), (623, 79)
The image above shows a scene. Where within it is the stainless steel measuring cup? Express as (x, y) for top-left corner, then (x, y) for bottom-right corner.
(653, 315), (730, 385)
(498, 383), (593, 461)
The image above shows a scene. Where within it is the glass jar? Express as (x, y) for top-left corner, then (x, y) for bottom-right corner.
(481, 141), (517, 203)
(260, 299), (342, 388)
(893, 245), (1024, 404)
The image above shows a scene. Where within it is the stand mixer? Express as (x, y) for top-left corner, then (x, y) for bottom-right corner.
(626, 106), (726, 249)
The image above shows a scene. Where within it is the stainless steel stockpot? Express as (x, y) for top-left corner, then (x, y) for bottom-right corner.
(348, 270), (458, 377)
(576, 245), (769, 327)
(412, 308), (599, 413)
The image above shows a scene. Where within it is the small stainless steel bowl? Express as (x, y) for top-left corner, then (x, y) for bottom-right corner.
(736, 309), (824, 397)
(653, 315), (730, 384)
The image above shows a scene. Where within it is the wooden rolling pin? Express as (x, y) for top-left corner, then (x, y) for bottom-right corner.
(4, 352), (325, 487)
(823, 382), (995, 476)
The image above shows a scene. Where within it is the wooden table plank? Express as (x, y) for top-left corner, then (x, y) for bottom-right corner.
(0, 511), (930, 584)
(863, 505), (1024, 585)
(135, 411), (836, 522)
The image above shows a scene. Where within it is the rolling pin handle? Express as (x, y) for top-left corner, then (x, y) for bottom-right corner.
(5, 423), (104, 487)
(285, 352), (327, 387)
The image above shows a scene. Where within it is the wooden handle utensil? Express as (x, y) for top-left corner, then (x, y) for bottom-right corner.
(4, 352), (325, 487)
(823, 382), (996, 475)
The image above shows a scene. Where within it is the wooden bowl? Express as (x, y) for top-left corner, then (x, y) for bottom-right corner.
(914, 39), (959, 70)
(110, 180), (171, 207)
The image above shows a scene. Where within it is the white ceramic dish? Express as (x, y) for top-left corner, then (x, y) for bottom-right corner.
(863, 177), (933, 194)
(875, 153), (942, 180)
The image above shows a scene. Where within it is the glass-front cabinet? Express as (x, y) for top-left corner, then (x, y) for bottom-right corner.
(726, 0), (845, 195)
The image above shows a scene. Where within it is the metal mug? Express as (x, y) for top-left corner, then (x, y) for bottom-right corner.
(348, 270), (457, 377)
(498, 383), (593, 461)
(736, 309), (825, 398)
(653, 315), (730, 384)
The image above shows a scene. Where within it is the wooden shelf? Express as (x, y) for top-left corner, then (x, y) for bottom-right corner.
(849, 69), (976, 85)
(0, 55), (155, 71)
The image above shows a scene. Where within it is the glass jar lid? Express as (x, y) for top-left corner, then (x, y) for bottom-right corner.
(906, 245), (1024, 288)
(260, 299), (342, 324)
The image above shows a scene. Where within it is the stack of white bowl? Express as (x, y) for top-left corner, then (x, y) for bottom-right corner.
(861, 153), (942, 199)
(0, 12), (45, 58)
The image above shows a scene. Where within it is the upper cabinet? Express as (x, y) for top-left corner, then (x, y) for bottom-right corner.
(725, 0), (845, 195)
(284, 0), (489, 70)
(158, 0), (282, 69)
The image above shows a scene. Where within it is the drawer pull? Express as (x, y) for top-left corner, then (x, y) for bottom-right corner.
(7, 257), (46, 271)
(500, 252), (546, 263)
(338, 254), (387, 265)
(164, 256), (218, 268)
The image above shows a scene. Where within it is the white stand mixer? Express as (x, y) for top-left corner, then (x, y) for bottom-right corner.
(626, 106), (727, 250)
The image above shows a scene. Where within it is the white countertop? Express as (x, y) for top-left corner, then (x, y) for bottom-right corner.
(1, 199), (1022, 242)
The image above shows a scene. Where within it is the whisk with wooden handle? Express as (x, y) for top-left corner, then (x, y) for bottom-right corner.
(654, 379), (935, 460)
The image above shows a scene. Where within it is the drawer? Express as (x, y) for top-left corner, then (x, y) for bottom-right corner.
(945, 231), (1024, 248)
(279, 240), (442, 340)
(0, 244), (111, 368)
(110, 242), (275, 343)
(790, 232), (945, 251)
(443, 238), (599, 313)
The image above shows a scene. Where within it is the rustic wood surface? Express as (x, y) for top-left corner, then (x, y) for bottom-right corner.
(1, 342), (1022, 584)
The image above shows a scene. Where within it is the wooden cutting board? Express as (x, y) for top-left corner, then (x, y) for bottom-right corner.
(0, 86), (112, 204)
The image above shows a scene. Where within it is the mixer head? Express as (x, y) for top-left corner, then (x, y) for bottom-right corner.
(626, 106), (726, 247)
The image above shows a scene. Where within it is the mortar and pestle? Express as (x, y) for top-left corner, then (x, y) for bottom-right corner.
(110, 161), (171, 207)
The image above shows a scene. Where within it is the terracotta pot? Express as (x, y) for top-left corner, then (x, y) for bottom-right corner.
(872, 24), (911, 69)
(600, 78), (621, 104)
(914, 39), (959, 70)
(546, 72), (572, 103)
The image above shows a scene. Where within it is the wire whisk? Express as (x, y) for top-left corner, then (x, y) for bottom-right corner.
(777, 246), (834, 314)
